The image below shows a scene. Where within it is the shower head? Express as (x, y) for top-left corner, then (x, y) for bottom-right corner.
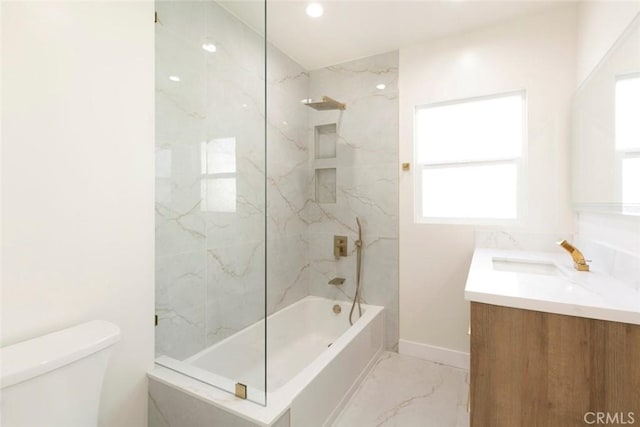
(304, 96), (346, 111)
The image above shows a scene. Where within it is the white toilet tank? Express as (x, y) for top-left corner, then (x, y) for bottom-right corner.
(0, 320), (120, 427)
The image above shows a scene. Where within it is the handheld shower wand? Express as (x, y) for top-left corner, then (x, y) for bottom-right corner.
(349, 217), (363, 325)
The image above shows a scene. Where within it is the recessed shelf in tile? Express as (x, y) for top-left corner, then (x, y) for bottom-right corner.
(315, 168), (336, 203)
(315, 123), (337, 159)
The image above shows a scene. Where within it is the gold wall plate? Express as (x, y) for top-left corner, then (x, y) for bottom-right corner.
(334, 235), (348, 258)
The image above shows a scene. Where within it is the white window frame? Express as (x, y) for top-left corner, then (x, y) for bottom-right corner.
(413, 90), (528, 226)
(614, 73), (640, 210)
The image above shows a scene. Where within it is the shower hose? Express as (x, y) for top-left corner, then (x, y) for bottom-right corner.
(349, 217), (363, 326)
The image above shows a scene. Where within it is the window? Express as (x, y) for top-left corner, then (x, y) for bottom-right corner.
(414, 91), (526, 223)
(200, 137), (237, 212)
(615, 74), (640, 207)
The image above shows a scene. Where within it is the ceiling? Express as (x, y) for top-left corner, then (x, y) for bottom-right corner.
(220, 0), (567, 70)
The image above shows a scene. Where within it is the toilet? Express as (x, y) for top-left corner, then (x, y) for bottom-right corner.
(0, 320), (120, 427)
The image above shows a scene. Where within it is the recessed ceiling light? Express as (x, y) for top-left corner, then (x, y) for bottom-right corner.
(202, 43), (217, 53)
(169, 76), (181, 82)
(242, 103), (248, 108)
(376, 84), (386, 90)
(306, 3), (323, 18)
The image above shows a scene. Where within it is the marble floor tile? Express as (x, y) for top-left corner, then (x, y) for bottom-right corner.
(333, 352), (469, 427)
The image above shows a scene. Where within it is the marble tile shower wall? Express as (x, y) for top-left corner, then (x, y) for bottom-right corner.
(155, 1), (399, 359)
(304, 52), (400, 349)
(155, 1), (310, 359)
(265, 45), (311, 314)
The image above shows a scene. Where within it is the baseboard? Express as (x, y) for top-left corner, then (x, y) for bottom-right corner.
(399, 339), (470, 370)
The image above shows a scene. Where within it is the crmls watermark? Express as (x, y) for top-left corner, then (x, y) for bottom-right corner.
(584, 412), (636, 425)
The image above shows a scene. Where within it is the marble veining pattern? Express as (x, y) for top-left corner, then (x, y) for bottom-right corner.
(156, 1), (399, 372)
(306, 51), (399, 349)
(155, 0), (310, 358)
(265, 42), (312, 316)
(155, 251), (206, 360)
(333, 352), (469, 427)
(475, 231), (572, 253)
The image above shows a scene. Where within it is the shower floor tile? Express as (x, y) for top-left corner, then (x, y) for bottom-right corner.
(332, 351), (470, 427)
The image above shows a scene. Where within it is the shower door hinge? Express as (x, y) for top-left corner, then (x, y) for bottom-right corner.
(235, 383), (247, 399)
(154, 11), (158, 24)
(154, 314), (158, 326)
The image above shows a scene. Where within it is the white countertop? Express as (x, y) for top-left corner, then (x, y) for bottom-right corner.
(464, 248), (640, 325)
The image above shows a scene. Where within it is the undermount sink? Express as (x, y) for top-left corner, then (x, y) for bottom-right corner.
(466, 248), (640, 326)
(492, 257), (560, 276)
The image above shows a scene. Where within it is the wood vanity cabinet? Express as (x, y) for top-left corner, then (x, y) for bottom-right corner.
(469, 302), (640, 426)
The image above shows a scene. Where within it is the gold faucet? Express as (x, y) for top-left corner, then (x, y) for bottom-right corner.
(557, 240), (590, 271)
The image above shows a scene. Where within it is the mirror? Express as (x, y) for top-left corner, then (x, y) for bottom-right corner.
(572, 14), (640, 215)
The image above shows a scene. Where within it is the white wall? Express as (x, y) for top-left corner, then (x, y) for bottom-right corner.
(398, 5), (577, 353)
(576, 1), (640, 85)
(575, 1), (640, 259)
(1, 3), (154, 426)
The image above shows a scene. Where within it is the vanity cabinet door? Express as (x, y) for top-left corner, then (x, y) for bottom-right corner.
(470, 302), (640, 427)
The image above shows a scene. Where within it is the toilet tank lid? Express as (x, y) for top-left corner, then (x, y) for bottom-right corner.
(0, 320), (120, 389)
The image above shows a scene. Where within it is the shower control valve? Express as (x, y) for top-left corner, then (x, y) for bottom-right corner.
(334, 235), (348, 258)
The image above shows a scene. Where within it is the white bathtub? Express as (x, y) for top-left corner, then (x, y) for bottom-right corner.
(149, 296), (384, 426)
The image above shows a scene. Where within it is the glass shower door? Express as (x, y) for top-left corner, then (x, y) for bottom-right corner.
(154, 0), (267, 405)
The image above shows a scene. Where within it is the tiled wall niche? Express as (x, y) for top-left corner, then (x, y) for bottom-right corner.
(315, 123), (337, 159)
(313, 123), (338, 204)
